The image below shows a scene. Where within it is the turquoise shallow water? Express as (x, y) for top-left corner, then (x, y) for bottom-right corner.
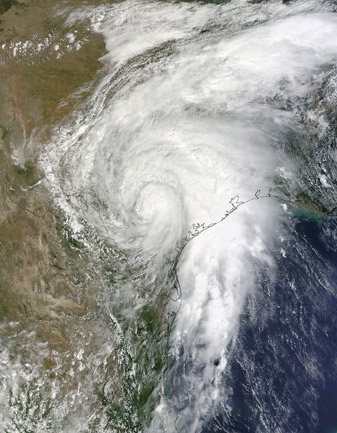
(38, 1), (337, 431)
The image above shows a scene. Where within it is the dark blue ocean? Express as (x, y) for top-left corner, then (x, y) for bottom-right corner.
(202, 216), (337, 433)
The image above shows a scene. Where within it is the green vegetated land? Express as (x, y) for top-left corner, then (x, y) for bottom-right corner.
(0, 0), (174, 429)
(1, 0), (336, 431)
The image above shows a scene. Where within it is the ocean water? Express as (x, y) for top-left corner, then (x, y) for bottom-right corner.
(36, 0), (337, 431)
(202, 216), (337, 433)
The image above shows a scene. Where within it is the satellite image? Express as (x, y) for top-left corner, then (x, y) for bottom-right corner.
(0, 0), (337, 432)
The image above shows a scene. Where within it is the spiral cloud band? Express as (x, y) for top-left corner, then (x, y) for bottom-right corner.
(41, 1), (337, 431)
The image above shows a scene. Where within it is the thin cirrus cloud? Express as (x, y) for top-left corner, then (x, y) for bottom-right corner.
(41, 1), (337, 431)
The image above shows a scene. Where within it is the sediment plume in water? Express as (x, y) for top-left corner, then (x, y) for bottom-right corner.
(8, 0), (335, 431)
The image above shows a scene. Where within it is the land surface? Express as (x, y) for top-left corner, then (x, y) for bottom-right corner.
(0, 3), (168, 430)
(1, 0), (335, 431)
(0, 0), (110, 348)
(0, 2), (121, 429)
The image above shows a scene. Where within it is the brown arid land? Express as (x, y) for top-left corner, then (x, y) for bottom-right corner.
(0, 0), (111, 348)
(0, 1), (127, 430)
(1, 1), (337, 431)
(0, 3), (169, 430)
